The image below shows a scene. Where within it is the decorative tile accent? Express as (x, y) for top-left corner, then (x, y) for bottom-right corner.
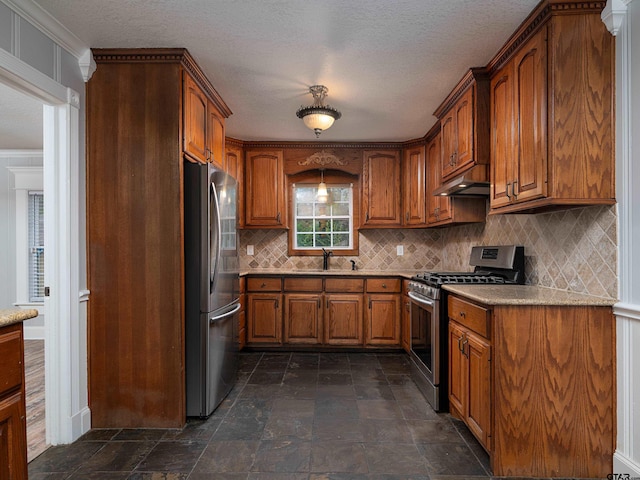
(239, 205), (618, 298)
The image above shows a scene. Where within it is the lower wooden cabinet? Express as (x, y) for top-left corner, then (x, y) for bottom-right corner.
(366, 294), (401, 346)
(324, 294), (364, 346)
(0, 323), (28, 480)
(448, 320), (491, 449)
(284, 294), (323, 344)
(247, 293), (282, 344)
(245, 275), (405, 349)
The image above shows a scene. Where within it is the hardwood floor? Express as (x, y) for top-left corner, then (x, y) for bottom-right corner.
(24, 339), (48, 462)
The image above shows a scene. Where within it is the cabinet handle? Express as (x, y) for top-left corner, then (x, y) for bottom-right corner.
(366, 212), (370, 222)
(512, 180), (518, 199)
(462, 337), (469, 358)
(506, 182), (511, 200)
(317, 299), (321, 309)
(458, 335), (464, 353)
(275, 299), (279, 309)
(406, 212), (409, 222)
(326, 299), (329, 309)
(276, 212), (281, 224)
(453, 150), (457, 165)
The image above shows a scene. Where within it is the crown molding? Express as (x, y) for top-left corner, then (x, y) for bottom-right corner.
(602, 0), (629, 35)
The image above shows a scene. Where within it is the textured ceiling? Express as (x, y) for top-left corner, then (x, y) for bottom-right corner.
(2, 0), (541, 147)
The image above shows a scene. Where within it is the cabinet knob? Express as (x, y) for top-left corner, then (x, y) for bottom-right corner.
(459, 311), (466, 318)
(261, 282), (266, 288)
(382, 283), (387, 289)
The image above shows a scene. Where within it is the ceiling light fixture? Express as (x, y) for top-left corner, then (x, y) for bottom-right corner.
(296, 85), (342, 137)
(317, 169), (328, 203)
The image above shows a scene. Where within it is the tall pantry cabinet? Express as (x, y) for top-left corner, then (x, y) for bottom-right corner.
(87, 49), (231, 428)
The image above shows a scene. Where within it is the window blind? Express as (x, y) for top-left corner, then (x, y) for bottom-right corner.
(28, 191), (44, 302)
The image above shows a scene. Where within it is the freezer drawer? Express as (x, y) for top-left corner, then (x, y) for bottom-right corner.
(186, 301), (240, 417)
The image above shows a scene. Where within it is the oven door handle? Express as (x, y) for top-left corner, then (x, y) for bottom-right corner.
(408, 291), (436, 308)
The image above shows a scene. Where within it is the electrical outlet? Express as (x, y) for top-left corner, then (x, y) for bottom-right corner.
(247, 245), (254, 256)
(397, 245), (404, 256)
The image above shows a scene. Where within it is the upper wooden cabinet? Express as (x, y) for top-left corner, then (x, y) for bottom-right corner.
(183, 73), (226, 168)
(488, 2), (614, 214)
(245, 149), (286, 228)
(225, 141), (244, 227)
(402, 144), (427, 226)
(426, 129), (487, 227)
(434, 68), (490, 183)
(361, 150), (402, 227)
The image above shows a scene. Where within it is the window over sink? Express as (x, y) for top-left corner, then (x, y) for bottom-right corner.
(288, 170), (359, 256)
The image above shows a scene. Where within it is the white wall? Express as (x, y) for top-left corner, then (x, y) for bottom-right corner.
(0, 0), (91, 444)
(603, 0), (640, 475)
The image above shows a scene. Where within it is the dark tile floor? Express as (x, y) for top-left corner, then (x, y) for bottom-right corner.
(29, 352), (495, 479)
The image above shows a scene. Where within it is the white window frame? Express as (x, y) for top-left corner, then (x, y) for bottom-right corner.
(292, 182), (354, 251)
(7, 165), (44, 315)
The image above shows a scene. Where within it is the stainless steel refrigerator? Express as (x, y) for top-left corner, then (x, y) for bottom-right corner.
(184, 160), (240, 418)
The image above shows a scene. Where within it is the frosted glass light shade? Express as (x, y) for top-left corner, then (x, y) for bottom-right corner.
(303, 113), (336, 132)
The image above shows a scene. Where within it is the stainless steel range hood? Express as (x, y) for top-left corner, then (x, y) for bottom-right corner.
(433, 164), (490, 196)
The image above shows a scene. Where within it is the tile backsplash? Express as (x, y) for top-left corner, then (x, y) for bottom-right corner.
(240, 204), (618, 299)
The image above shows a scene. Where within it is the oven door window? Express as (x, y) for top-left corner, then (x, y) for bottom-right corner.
(411, 298), (436, 384)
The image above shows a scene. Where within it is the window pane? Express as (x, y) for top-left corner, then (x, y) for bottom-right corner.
(297, 203), (313, 216)
(28, 192), (45, 302)
(332, 203), (349, 216)
(297, 219), (313, 232)
(333, 234), (349, 246)
(297, 234), (313, 247)
(333, 219), (349, 232)
(315, 219), (331, 232)
(315, 234), (331, 247)
(315, 204), (330, 217)
(296, 187), (316, 203)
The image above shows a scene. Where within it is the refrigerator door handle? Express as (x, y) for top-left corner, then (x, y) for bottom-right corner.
(209, 179), (223, 294)
(209, 303), (241, 324)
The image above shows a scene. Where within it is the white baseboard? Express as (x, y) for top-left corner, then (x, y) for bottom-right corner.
(615, 451), (640, 475)
(71, 406), (91, 442)
(24, 325), (45, 340)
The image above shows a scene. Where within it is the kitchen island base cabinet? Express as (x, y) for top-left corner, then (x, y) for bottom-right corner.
(447, 293), (614, 478)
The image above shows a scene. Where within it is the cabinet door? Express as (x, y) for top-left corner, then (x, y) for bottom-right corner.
(402, 145), (426, 226)
(365, 294), (401, 346)
(454, 87), (474, 172)
(207, 103), (225, 169)
(284, 294), (323, 344)
(247, 293), (282, 344)
(184, 74), (208, 163)
(426, 133), (452, 224)
(490, 65), (515, 208)
(440, 112), (456, 180)
(0, 392), (28, 480)
(513, 28), (547, 203)
(245, 150), (285, 227)
(466, 331), (491, 450)
(361, 150), (401, 226)
(448, 322), (466, 417)
(325, 294), (363, 346)
(225, 144), (244, 227)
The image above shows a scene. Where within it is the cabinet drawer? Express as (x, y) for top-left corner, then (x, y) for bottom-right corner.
(325, 278), (364, 293)
(448, 296), (490, 338)
(247, 277), (282, 292)
(0, 327), (23, 396)
(283, 277), (323, 292)
(366, 278), (401, 293)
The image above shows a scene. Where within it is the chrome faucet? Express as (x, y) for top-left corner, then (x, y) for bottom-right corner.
(322, 248), (333, 270)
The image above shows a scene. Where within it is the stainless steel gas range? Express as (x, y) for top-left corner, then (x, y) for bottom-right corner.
(407, 245), (525, 411)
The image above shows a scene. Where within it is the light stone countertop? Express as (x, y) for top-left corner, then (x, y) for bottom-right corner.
(0, 308), (39, 328)
(443, 284), (617, 307)
(241, 269), (416, 279)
